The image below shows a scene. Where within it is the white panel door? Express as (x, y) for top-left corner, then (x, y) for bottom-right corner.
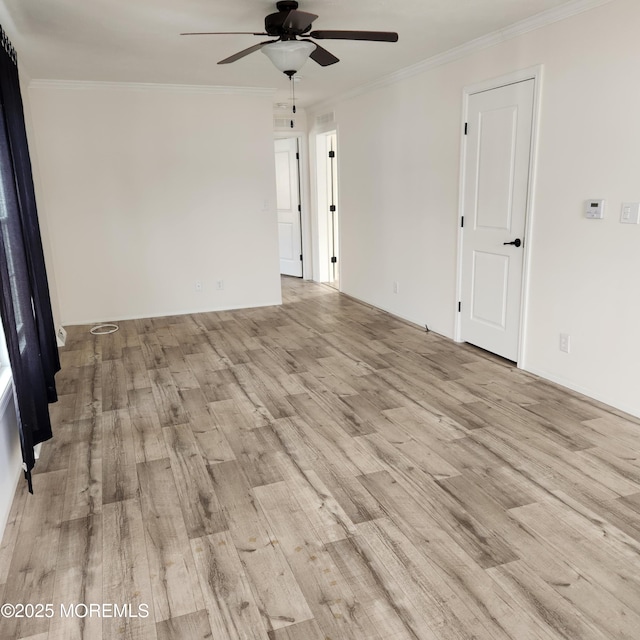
(460, 79), (535, 361)
(275, 137), (302, 277)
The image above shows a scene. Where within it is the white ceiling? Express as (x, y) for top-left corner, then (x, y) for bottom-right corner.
(0, 0), (581, 108)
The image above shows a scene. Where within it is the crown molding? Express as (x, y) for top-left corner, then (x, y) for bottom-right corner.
(309, 0), (614, 115)
(28, 79), (276, 96)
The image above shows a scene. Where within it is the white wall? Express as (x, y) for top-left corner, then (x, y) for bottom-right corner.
(28, 82), (282, 324)
(310, 0), (640, 417)
(19, 73), (63, 332)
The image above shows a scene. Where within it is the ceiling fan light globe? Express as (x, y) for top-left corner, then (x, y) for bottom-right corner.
(261, 40), (316, 74)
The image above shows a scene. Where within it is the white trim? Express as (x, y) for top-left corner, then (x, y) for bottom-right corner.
(516, 68), (544, 371)
(28, 79), (276, 97)
(525, 365), (640, 420)
(454, 65), (544, 370)
(298, 133), (313, 282)
(0, 369), (19, 545)
(311, 129), (340, 287)
(309, 0), (612, 113)
(60, 298), (284, 327)
(0, 367), (13, 414)
(460, 66), (542, 96)
(453, 95), (469, 344)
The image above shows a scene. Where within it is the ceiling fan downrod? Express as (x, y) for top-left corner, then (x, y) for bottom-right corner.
(275, 1), (300, 11)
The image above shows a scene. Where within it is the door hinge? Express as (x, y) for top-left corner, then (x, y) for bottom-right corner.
(460, 216), (464, 228)
(458, 301), (462, 312)
(296, 152), (300, 160)
(328, 150), (335, 158)
(298, 204), (301, 212)
(329, 205), (336, 212)
(331, 256), (337, 264)
(464, 123), (468, 135)
(300, 254), (303, 261)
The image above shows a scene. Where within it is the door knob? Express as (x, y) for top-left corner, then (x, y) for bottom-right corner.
(503, 238), (522, 247)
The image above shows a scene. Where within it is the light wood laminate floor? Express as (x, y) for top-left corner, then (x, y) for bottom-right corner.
(2, 277), (640, 639)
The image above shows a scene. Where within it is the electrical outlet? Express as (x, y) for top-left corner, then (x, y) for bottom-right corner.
(216, 280), (224, 290)
(393, 281), (399, 294)
(559, 333), (570, 353)
(195, 280), (203, 292)
(56, 326), (67, 347)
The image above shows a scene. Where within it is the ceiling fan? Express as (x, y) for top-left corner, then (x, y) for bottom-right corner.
(181, 0), (399, 76)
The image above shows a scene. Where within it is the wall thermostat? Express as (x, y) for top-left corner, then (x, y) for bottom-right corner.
(585, 199), (605, 219)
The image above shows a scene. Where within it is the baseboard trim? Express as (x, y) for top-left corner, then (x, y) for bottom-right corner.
(524, 365), (640, 421)
(334, 287), (639, 421)
(60, 298), (284, 328)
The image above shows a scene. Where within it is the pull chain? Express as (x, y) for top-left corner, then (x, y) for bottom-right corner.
(290, 74), (296, 128)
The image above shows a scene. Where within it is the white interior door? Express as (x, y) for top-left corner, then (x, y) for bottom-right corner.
(460, 79), (535, 361)
(275, 137), (302, 277)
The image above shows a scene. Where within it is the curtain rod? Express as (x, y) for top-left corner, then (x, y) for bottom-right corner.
(0, 25), (18, 66)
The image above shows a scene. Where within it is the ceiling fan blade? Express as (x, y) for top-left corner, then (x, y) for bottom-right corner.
(309, 44), (339, 67)
(181, 32), (268, 36)
(309, 30), (399, 42)
(217, 40), (277, 64)
(282, 9), (318, 32)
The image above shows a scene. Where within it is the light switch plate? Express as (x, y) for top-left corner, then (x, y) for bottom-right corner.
(620, 202), (640, 224)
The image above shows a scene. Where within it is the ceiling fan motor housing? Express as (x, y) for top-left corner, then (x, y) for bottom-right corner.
(265, 1), (315, 37)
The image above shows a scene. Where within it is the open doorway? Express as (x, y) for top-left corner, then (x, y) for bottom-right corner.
(315, 130), (339, 289)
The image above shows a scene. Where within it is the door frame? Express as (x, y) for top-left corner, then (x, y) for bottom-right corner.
(454, 65), (544, 368)
(311, 127), (340, 287)
(274, 131), (312, 280)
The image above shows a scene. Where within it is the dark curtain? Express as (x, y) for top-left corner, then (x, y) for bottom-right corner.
(0, 26), (60, 492)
